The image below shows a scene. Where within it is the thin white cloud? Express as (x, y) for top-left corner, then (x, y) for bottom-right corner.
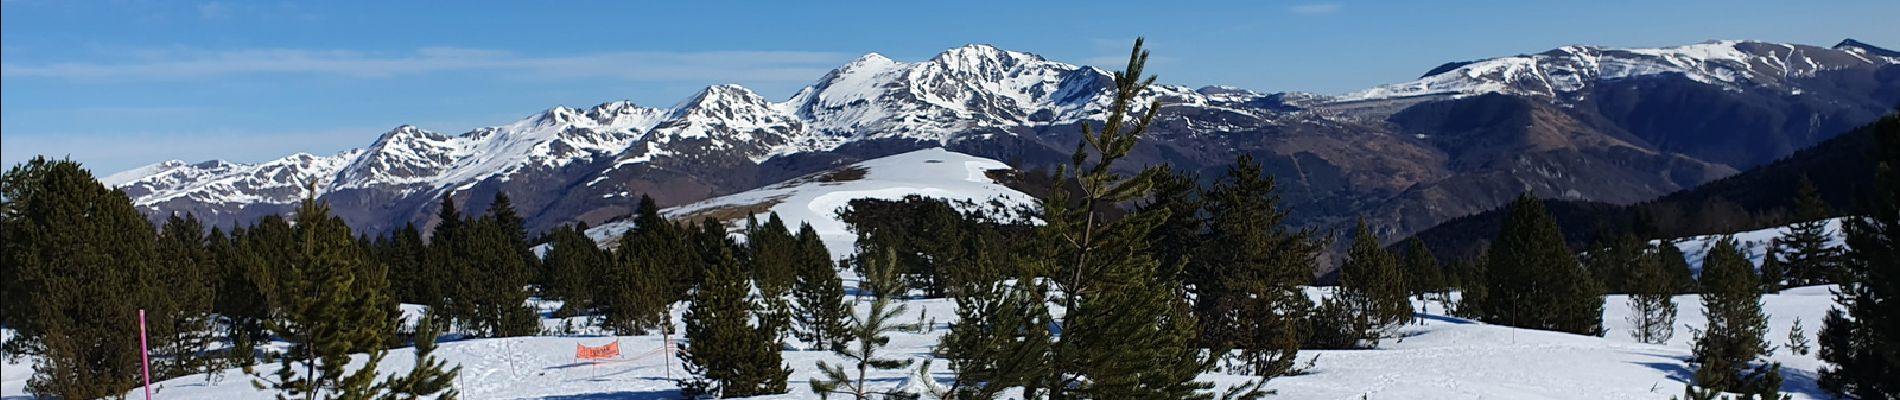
(1289, 3), (1343, 15)
(196, 2), (227, 19)
(0, 47), (855, 82)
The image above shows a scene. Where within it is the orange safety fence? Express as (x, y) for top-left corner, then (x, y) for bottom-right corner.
(576, 340), (621, 360)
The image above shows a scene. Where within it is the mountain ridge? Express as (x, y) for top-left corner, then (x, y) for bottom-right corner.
(102, 39), (1900, 247)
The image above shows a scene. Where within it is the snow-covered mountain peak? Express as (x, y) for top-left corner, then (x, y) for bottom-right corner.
(675, 84), (771, 113)
(924, 43), (1047, 70)
(1833, 38), (1900, 62)
(781, 43), (1114, 142)
(1338, 39), (1897, 102)
(108, 149), (358, 208)
(535, 106), (584, 126)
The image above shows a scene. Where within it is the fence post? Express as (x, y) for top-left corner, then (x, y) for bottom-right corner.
(139, 309), (153, 400)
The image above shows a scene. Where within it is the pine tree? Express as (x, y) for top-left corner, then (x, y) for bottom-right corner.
(1402, 238), (1445, 299)
(253, 196), (397, 400)
(1819, 112), (1900, 399)
(810, 249), (919, 400)
(1658, 241), (1701, 294)
(1627, 245), (1679, 345)
(485, 192), (542, 289)
(1585, 233), (1645, 293)
(1143, 164), (1202, 284)
(1758, 239), (1787, 294)
(1690, 237), (1776, 394)
(600, 227), (667, 334)
(1337, 219), (1409, 346)
(749, 212), (801, 342)
(1480, 194), (1604, 336)
(153, 213), (219, 378)
(424, 194), (468, 329)
(475, 193), (541, 337)
(1447, 255), (1489, 320)
(1193, 154), (1320, 377)
(208, 225), (268, 368)
(936, 268), (1054, 399)
(1787, 318), (1811, 356)
(1, 157), (163, 398)
(680, 239), (789, 397)
(377, 312), (463, 400)
(381, 224), (430, 305)
(792, 223), (849, 350)
(1780, 177), (1840, 287)
(225, 216), (295, 368)
(543, 223), (603, 317)
(1034, 38), (1212, 399)
(593, 194), (695, 336)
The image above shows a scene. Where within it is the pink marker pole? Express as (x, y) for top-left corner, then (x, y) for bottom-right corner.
(139, 309), (153, 400)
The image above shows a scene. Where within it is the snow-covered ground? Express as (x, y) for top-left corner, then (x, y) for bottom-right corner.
(585, 147), (1036, 257)
(12, 160), (1853, 399)
(1662, 218), (1845, 271)
(2, 283), (1842, 399)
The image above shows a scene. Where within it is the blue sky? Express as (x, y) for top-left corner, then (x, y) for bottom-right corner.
(4, 0), (1897, 174)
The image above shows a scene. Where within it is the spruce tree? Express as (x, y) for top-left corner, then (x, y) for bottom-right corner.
(1035, 38), (1212, 398)
(792, 223), (849, 350)
(1690, 237), (1777, 394)
(809, 249), (919, 400)
(1194, 153), (1319, 377)
(1819, 112), (1900, 399)
(1337, 219), (1409, 346)
(1480, 194), (1604, 336)
(1402, 238), (1445, 299)
(680, 239), (789, 397)
(1, 157), (162, 398)
(1780, 177), (1840, 287)
(1627, 245), (1679, 345)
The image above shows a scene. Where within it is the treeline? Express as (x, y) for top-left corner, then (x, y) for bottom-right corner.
(0, 158), (458, 399)
(5, 39), (1895, 400)
(788, 39), (1610, 399)
(1405, 112), (1893, 263)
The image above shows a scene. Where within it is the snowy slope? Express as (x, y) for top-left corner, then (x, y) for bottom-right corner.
(5, 284), (1842, 400)
(1658, 218), (1847, 271)
(584, 147), (1035, 257)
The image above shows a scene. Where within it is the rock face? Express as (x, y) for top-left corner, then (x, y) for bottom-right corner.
(104, 39), (1900, 244)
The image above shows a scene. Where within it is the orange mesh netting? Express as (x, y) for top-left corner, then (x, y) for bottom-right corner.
(575, 340), (620, 360)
